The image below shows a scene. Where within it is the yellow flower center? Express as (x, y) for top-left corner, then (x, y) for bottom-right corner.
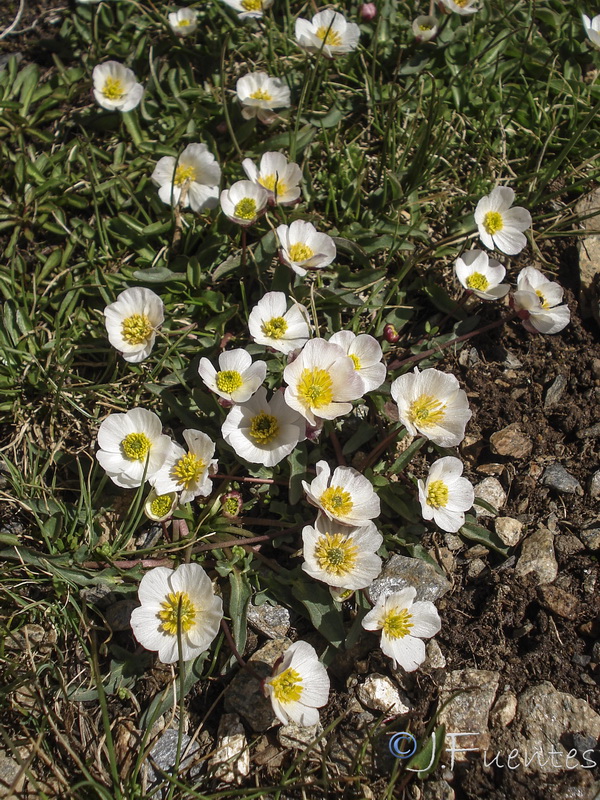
(121, 432), (152, 461)
(297, 367), (333, 409)
(483, 211), (504, 236)
(215, 369), (243, 394)
(174, 164), (196, 186)
(258, 174), (289, 197)
(454, 0), (469, 7)
(261, 316), (288, 339)
(316, 27), (343, 46)
(121, 313), (153, 345)
(408, 394), (447, 429)
(382, 608), (413, 639)
(349, 353), (361, 370)
(466, 272), (490, 291)
(269, 667), (303, 703)
(178, 18), (191, 26)
(249, 412), (280, 444)
(102, 77), (125, 100)
(419, 23), (433, 30)
(426, 479), (449, 508)
(222, 496), (241, 516)
(241, 0), (263, 11)
(319, 486), (353, 517)
(249, 88), (272, 101)
(535, 290), (549, 309)
(314, 532), (358, 576)
(172, 453), (206, 488)
(234, 197), (258, 221)
(158, 591), (197, 635)
(150, 494), (174, 518)
(288, 243), (314, 263)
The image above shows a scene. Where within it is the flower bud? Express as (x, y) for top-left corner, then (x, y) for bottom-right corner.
(383, 324), (400, 343)
(360, 3), (377, 21)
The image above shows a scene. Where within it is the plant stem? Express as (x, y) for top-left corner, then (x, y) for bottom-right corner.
(220, 618), (263, 682)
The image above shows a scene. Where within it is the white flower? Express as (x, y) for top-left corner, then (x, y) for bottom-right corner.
(152, 144), (221, 213)
(276, 220), (336, 277)
(104, 287), (164, 363)
(417, 456), (474, 533)
(362, 587), (441, 671)
(242, 152), (302, 206)
(220, 0), (273, 18)
(263, 641), (329, 726)
(248, 291), (310, 354)
(439, 0), (478, 15)
(302, 460), (380, 527)
(412, 15), (438, 41)
(283, 339), (364, 426)
(236, 72), (291, 124)
(96, 408), (172, 489)
(221, 387), (306, 467)
(454, 250), (510, 301)
(220, 180), (269, 226)
(512, 267), (570, 334)
(152, 430), (217, 504)
(302, 513), (382, 589)
(328, 331), (386, 393)
(130, 563), (223, 664)
(391, 367), (472, 447)
(199, 348), (267, 403)
(295, 10), (360, 57)
(474, 187), (532, 255)
(583, 13), (600, 47)
(168, 8), (199, 35)
(144, 488), (178, 522)
(92, 61), (144, 112)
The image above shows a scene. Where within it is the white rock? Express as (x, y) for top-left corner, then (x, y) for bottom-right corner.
(489, 690), (517, 728)
(278, 722), (323, 750)
(438, 669), (500, 761)
(515, 526), (558, 584)
(473, 478), (506, 517)
(356, 674), (411, 716)
(494, 517), (524, 547)
(209, 714), (250, 783)
(425, 639), (446, 669)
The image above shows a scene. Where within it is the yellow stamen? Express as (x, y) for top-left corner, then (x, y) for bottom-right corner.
(174, 164), (196, 186)
(319, 486), (353, 517)
(297, 367), (333, 409)
(535, 290), (549, 309)
(150, 494), (174, 518)
(215, 370), (243, 393)
(158, 591), (196, 635)
(316, 27), (343, 46)
(408, 394), (447, 429)
(172, 453), (205, 488)
(259, 174), (289, 197)
(249, 412), (279, 444)
(314, 532), (358, 576)
(234, 197), (258, 221)
(241, 0), (263, 12)
(178, 18), (190, 26)
(121, 313), (153, 346)
(426, 480), (449, 508)
(466, 272), (490, 291)
(249, 88), (272, 101)
(121, 432), (152, 461)
(349, 353), (361, 370)
(382, 608), (413, 639)
(102, 77), (125, 100)
(269, 667), (303, 703)
(288, 243), (314, 263)
(419, 24), (433, 30)
(483, 211), (504, 236)
(261, 316), (288, 339)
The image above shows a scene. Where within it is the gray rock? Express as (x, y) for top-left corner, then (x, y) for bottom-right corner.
(444, 534), (463, 551)
(489, 424), (533, 458)
(425, 639), (446, 669)
(589, 470), (600, 499)
(105, 600), (138, 631)
(494, 517), (524, 547)
(438, 669), (500, 761)
(423, 780), (455, 800)
(0, 751), (25, 796)
(368, 555), (451, 606)
(515, 526), (558, 584)
(577, 422), (600, 439)
(473, 477), (506, 517)
(79, 584), (117, 609)
(554, 534), (585, 557)
(540, 464), (583, 495)
(208, 714), (249, 783)
(544, 374), (568, 409)
(489, 690), (517, 728)
(536, 585), (579, 620)
(356, 674), (411, 716)
(278, 722), (322, 750)
(143, 730), (201, 795)
(579, 526), (600, 551)
(467, 558), (486, 579)
(247, 602), (290, 639)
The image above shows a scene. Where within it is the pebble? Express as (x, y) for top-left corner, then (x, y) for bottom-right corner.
(105, 600), (138, 631)
(489, 423), (533, 459)
(476, 462), (505, 476)
(142, 730), (201, 795)
(278, 722), (322, 750)
(579, 526), (600, 551)
(554, 534), (585, 557)
(438, 669), (500, 760)
(540, 464), (583, 495)
(494, 517), (524, 547)
(467, 558), (486, 578)
(368, 554), (451, 606)
(515, 526), (558, 585)
(444, 534), (463, 551)
(489, 690), (518, 728)
(247, 602), (290, 639)
(5, 623), (47, 651)
(536, 585), (579, 620)
(0, 751), (25, 796)
(209, 714), (249, 783)
(473, 477), (506, 517)
(356, 674), (411, 716)
(425, 639), (446, 669)
(423, 780), (455, 800)
(79, 584), (117, 609)
(589, 469), (600, 499)
(544, 374), (568, 409)
(577, 422), (600, 439)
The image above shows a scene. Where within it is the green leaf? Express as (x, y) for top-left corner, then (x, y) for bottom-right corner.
(460, 516), (509, 555)
(139, 653), (209, 729)
(228, 566), (251, 658)
(407, 724), (446, 777)
(292, 580), (345, 648)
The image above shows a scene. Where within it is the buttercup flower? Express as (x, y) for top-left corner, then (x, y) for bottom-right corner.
(220, 180), (268, 226)
(199, 349), (267, 404)
(283, 338), (364, 426)
(152, 144), (221, 212)
(391, 367), (472, 447)
(242, 152), (302, 206)
(418, 456), (474, 533)
(130, 563), (223, 664)
(248, 291), (310, 354)
(236, 72), (291, 124)
(96, 408), (172, 489)
(152, 430), (217, 504)
(439, 0), (478, 14)
(144, 488), (178, 522)
(454, 250), (510, 301)
(302, 513), (382, 589)
(295, 10), (360, 57)
(220, 0), (273, 18)
(302, 460), (380, 527)
(221, 387), (306, 467)
(474, 187), (532, 255)
(263, 641), (330, 726)
(92, 61), (144, 112)
(583, 13), (600, 47)
(412, 15), (438, 42)
(168, 8), (199, 35)
(104, 287), (164, 363)
(328, 331), (386, 393)
(276, 220), (336, 277)
(512, 267), (570, 334)
(362, 587), (441, 671)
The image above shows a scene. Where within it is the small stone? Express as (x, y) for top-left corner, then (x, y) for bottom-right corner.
(209, 714), (249, 783)
(467, 558), (486, 579)
(571, 653), (591, 667)
(537, 585), (579, 620)
(540, 464), (583, 495)
(423, 780), (455, 800)
(494, 517), (524, 547)
(278, 722), (322, 750)
(473, 477), (506, 517)
(0, 751), (25, 796)
(143, 730), (201, 794)
(489, 690), (517, 728)
(444, 534), (463, 551)
(554, 534), (585, 557)
(489, 423), (533, 459)
(577, 422), (600, 439)
(425, 639), (446, 669)
(592, 358), (600, 381)
(459, 347), (480, 367)
(515, 526), (558, 585)
(356, 674), (411, 716)
(5, 624), (46, 651)
(438, 669), (500, 760)
(105, 600), (138, 631)
(476, 462), (505, 476)
(593, 642), (600, 663)
(579, 526), (600, 551)
(589, 470), (600, 499)
(544, 374), (568, 409)
(79, 584), (117, 609)
(368, 554), (451, 606)
(247, 602), (290, 639)
(503, 351), (524, 369)
(464, 545), (489, 559)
